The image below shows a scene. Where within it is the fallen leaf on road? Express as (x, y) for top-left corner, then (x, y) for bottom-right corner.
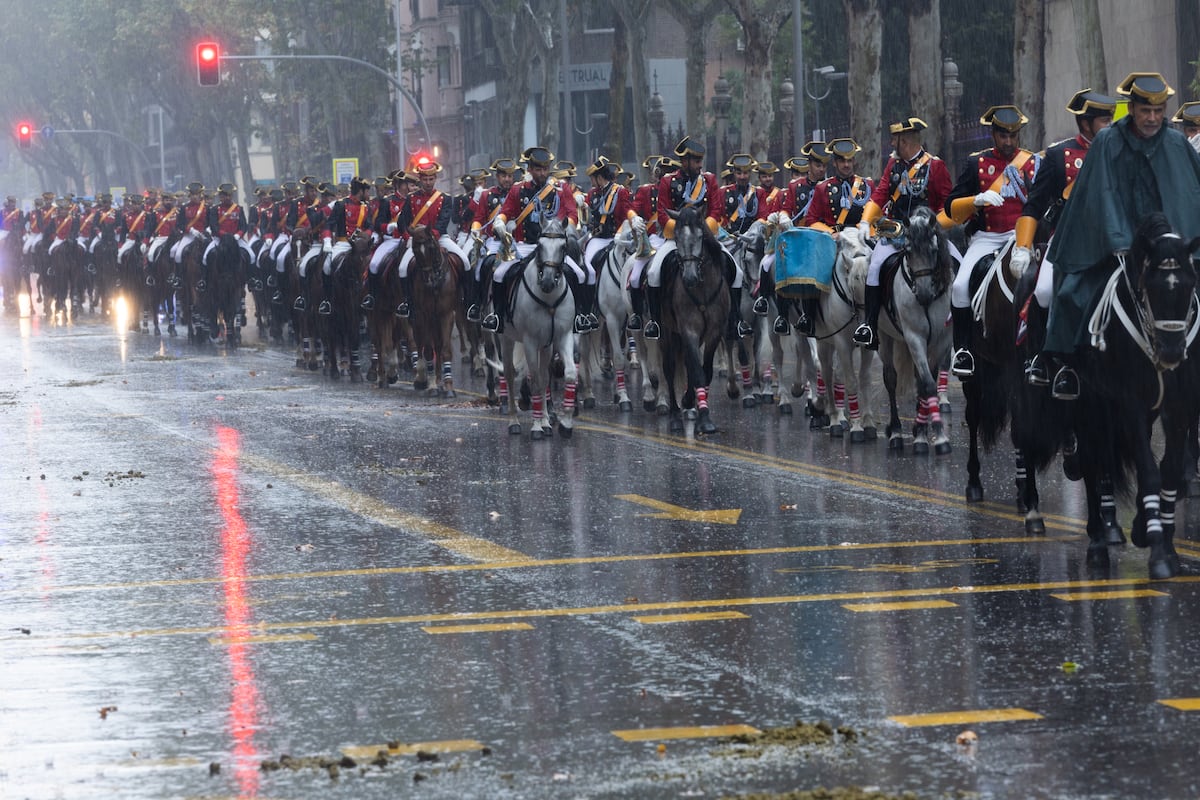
(99, 706), (118, 720)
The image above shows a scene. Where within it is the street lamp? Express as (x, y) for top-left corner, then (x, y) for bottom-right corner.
(805, 65), (846, 141)
(778, 78), (795, 159)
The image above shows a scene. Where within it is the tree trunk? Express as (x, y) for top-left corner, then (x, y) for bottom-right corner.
(1071, 0), (1107, 92)
(481, 0), (547, 155)
(626, 2), (652, 163)
(662, 0), (725, 136)
(725, 1), (792, 161)
(1013, 0), (1045, 149)
(605, 12), (630, 161)
(907, 0), (944, 157)
(845, 0), (882, 177)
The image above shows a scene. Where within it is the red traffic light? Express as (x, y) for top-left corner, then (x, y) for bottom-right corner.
(196, 41), (221, 86)
(16, 122), (32, 149)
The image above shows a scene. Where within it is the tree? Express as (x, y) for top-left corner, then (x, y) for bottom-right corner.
(610, 0), (654, 163)
(844, 0), (882, 175)
(906, 0), (944, 156)
(1071, 0), (1107, 92)
(1013, 0), (1045, 149)
(661, 0), (726, 136)
(478, 0), (555, 156)
(724, 0), (792, 160)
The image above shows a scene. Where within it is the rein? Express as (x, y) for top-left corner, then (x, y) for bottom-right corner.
(969, 237), (1017, 331)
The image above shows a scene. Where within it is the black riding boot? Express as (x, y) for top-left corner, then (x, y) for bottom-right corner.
(361, 269), (380, 310)
(854, 284), (882, 350)
(728, 287), (752, 339)
(644, 285), (662, 340)
(628, 286), (646, 331)
(482, 266), (521, 333)
(396, 274), (413, 318)
(950, 305), (975, 377)
(468, 256), (494, 322)
(752, 274), (772, 316)
(568, 275), (589, 334)
(271, 271), (288, 305)
(796, 297), (820, 337)
(318, 273), (333, 315)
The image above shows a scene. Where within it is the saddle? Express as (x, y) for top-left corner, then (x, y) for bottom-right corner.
(879, 249), (906, 318)
(589, 242), (613, 276)
(500, 250), (538, 322)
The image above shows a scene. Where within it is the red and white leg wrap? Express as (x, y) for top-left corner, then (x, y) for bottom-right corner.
(696, 386), (709, 411)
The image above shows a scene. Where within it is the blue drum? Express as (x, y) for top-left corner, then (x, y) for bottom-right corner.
(775, 227), (837, 299)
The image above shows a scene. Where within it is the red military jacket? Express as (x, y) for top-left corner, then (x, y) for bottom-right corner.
(305, 200), (333, 242)
(869, 149), (953, 225)
(178, 200), (209, 234)
(330, 197), (370, 239)
(655, 169), (722, 232)
(718, 182), (768, 234)
(401, 188), (451, 239)
(586, 181), (633, 238)
(761, 185), (786, 216)
(947, 147), (1039, 233)
(51, 209), (76, 240)
(2, 207), (22, 232)
(77, 209), (98, 237)
(374, 193), (408, 240)
(781, 177), (819, 221)
(500, 178), (578, 244)
(632, 183), (660, 235)
(152, 206), (178, 237)
(122, 207), (148, 240)
(467, 185), (507, 235)
(804, 175), (875, 231)
(252, 199), (274, 235)
(210, 201), (247, 236)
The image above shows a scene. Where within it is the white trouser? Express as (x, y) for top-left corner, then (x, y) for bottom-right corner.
(117, 239), (139, 262)
(203, 236), (254, 266)
(170, 230), (201, 264)
(271, 233), (292, 272)
(77, 236), (90, 252)
(324, 240), (352, 275)
(395, 234), (472, 277)
(368, 237), (403, 275)
(628, 233), (665, 288)
(1034, 235), (1056, 310)
(583, 237), (611, 286)
(646, 240), (742, 289)
(297, 243), (324, 278)
(471, 237), (502, 280)
(88, 234), (106, 254)
(23, 232), (42, 255)
(147, 235), (169, 264)
(866, 237), (963, 286)
(48, 238), (66, 256)
(951, 230), (1013, 308)
(493, 242), (584, 283)
(246, 232), (261, 249)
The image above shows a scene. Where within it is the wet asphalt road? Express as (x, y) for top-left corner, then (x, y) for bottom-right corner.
(3, 299), (1200, 800)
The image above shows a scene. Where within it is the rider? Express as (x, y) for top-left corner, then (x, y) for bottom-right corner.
(294, 180), (335, 312)
(1017, 89), (1117, 391)
(361, 170), (409, 313)
(582, 155), (635, 332)
(170, 182), (210, 290)
(202, 183), (252, 291)
(781, 156), (813, 223)
(943, 105), (1039, 377)
(1, 196), (23, 249)
(481, 146), (580, 334)
(627, 155), (673, 331)
(465, 157), (518, 322)
(1174, 101), (1200, 141)
(642, 135), (753, 341)
(317, 176), (371, 316)
(23, 192), (54, 259)
(801, 141), (829, 186)
(116, 193), (148, 267)
(46, 197), (77, 259)
(144, 192), (178, 280)
(394, 156), (471, 318)
(852, 117), (955, 350)
(1043, 72), (1200, 399)
(796, 138), (875, 335)
(268, 180), (306, 304)
(453, 168), (487, 249)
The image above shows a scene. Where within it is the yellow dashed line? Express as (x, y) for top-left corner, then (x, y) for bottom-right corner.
(632, 611), (749, 624)
(612, 724), (760, 742)
(421, 622), (533, 634)
(842, 600), (958, 612)
(889, 708), (1043, 727)
(1159, 698), (1200, 711)
(1050, 589), (1169, 601)
(341, 740), (485, 759)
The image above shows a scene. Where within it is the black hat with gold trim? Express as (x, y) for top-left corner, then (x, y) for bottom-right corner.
(281, 180), (299, 195)
(888, 117), (928, 135)
(186, 181), (205, 195)
(783, 155), (809, 174)
(1117, 72), (1174, 105)
(299, 175), (320, 191)
(585, 156), (614, 178)
(387, 169), (406, 183)
(980, 105), (1029, 132)
(127, 193), (144, 205)
(726, 153), (758, 171)
(720, 168), (733, 182)
(616, 170), (635, 187)
(350, 176), (371, 194)
(1172, 101), (1200, 126)
(755, 160), (779, 174)
(802, 141), (830, 163)
(520, 146), (555, 167)
(490, 157), (519, 174)
(1066, 88), (1118, 119)
(826, 138), (862, 159)
(374, 176), (390, 189)
(269, 188), (284, 202)
(673, 135), (705, 158)
(318, 181), (337, 197)
(410, 155), (443, 175)
(553, 160), (577, 179)
(641, 154), (665, 171)
(217, 182), (237, 196)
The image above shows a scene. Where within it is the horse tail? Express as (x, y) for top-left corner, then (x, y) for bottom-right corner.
(890, 340), (916, 401)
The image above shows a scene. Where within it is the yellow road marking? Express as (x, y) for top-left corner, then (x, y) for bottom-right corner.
(341, 740), (485, 760)
(614, 494), (742, 525)
(842, 600), (958, 612)
(1050, 589), (1169, 601)
(14, 536), (1068, 597)
(207, 633), (317, 646)
(612, 724), (760, 742)
(632, 611), (749, 624)
(889, 708), (1043, 727)
(1158, 698), (1200, 711)
(58, 575), (1200, 641)
(421, 622), (533, 634)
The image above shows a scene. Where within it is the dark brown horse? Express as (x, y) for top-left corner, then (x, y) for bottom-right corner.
(288, 228), (322, 369)
(145, 232), (180, 336)
(320, 230), (369, 381)
(365, 242), (406, 387)
(407, 225), (461, 396)
(0, 226), (28, 314)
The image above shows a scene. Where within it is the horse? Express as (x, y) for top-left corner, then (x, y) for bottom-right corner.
(1071, 213), (1200, 578)
(876, 206), (955, 454)
(319, 229), (369, 381)
(498, 216), (578, 439)
(365, 241), (407, 388)
(144, 232), (179, 336)
(287, 228), (322, 369)
(116, 237), (146, 333)
(590, 225), (649, 412)
(177, 235), (211, 342)
(654, 205), (731, 435)
(207, 233), (249, 347)
(725, 227), (767, 407)
(90, 218), (120, 317)
(405, 225), (461, 395)
(44, 236), (84, 318)
(0, 224), (28, 314)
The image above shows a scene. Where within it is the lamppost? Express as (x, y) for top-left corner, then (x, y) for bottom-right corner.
(778, 78), (795, 160)
(648, 71), (666, 154)
(805, 65), (846, 141)
(712, 72), (732, 169)
(942, 58), (963, 170)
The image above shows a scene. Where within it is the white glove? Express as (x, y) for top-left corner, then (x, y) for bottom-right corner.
(1008, 245), (1031, 279)
(322, 238), (333, 254)
(631, 215), (646, 234)
(371, 232), (380, 245)
(386, 221), (397, 235)
(974, 190), (1004, 207)
(857, 221), (871, 240)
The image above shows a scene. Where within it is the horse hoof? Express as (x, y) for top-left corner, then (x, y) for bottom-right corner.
(669, 417), (685, 434)
(1025, 517), (1046, 535)
(445, 389), (457, 399)
(684, 408), (698, 421)
(558, 424), (573, 439)
(366, 368), (379, 383)
(940, 402), (951, 414)
(912, 442), (930, 456)
(1105, 522), (1126, 547)
(1149, 558), (1176, 580)
(742, 397), (756, 409)
(698, 420), (717, 435)
(643, 400), (657, 413)
(308, 362), (319, 372)
(387, 374), (399, 385)
(619, 401), (632, 413)
(779, 402), (793, 415)
(809, 414), (829, 430)
(473, 367), (485, 378)
(657, 404), (670, 417)
(583, 397), (596, 410)
(965, 485), (984, 503)
(888, 436), (905, 451)
(850, 430), (865, 444)
(934, 441), (952, 456)
(829, 423), (844, 439)
(508, 423), (522, 435)
(1086, 543), (1111, 570)
(531, 429), (544, 441)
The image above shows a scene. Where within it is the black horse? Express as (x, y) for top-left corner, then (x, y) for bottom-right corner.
(1072, 213), (1200, 578)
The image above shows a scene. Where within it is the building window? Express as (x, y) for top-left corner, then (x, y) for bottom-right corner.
(410, 0), (420, 21)
(437, 45), (451, 87)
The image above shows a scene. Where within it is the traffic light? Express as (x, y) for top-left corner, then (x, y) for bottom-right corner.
(196, 42), (220, 86)
(16, 122), (32, 149)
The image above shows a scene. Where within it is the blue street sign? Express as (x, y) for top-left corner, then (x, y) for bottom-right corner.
(41, 126), (54, 140)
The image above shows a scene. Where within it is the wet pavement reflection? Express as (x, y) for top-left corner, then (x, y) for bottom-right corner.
(2, 308), (1200, 799)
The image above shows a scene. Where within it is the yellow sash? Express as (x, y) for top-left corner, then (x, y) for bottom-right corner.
(985, 150), (1033, 194)
(514, 180), (558, 227)
(187, 201), (207, 230)
(354, 203), (367, 230)
(410, 190), (442, 227)
(598, 183), (619, 227)
(128, 210), (146, 233)
(835, 177), (865, 226)
(889, 154), (931, 204)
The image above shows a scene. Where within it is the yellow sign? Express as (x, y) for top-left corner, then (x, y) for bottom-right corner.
(332, 158), (359, 184)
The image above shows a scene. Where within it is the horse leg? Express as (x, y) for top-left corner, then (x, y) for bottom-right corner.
(1083, 466), (1112, 570)
(558, 329), (578, 438)
(964, 377), (984, 500)
(1123, 413), (1173, 579)
(694, 337), (718, 435)
(441, 316), (456, 398)
(503, 341), (523, 435)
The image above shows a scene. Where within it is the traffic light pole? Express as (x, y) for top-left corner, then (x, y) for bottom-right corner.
(219, 53), (429, 169)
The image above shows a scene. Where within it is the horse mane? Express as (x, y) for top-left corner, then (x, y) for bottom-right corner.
(907, 206), (952, 281)
(1128, 212), (1175, 269)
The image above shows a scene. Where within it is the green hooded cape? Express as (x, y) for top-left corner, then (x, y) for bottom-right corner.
(1044, 116), (1200, 353)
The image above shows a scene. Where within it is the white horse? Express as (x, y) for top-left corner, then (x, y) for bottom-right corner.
(498, 218), (579, 440)
(587, 224), (653, 412)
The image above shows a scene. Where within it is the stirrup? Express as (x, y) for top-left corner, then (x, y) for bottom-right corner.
(574, 315), (589, 335)
(271, 290), (284, 304)
(466, 304), (481, 322)
(317, 300), (331, 316)
(775, 316), (793, 335)
(951, 348), (975, 377)
(1051, 366), (1079, 401)
(395, 302), (410, 318)
(145, 276), (155, 287)
(736, 320), (753, 338)
(1025, 354), (1050, 386)
(250, 278), (264, 291)
(586, 312), (599, 330)
(643, 319), (660, 340)
(481, 313), (500, 332)
(293, 296), (306, 311)
(626, 313), (642, 331)
(267, 274), (278, 287)
(853, 323), (877, 350)
(195, 279), (207, 293)
(360, 294), (375, 310)
(752, 295), (769, 315)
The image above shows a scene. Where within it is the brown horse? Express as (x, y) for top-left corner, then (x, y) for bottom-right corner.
(116, 238), (146, 332)
(320, 230), (369, 381)
(145, 232), (180, 336)
(288, 228), (322, 369)
(365, 241), (407, 387)
(406, 225), (461, 396)
(0, 226), (28, 314)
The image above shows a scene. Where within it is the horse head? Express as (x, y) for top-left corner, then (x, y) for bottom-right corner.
(535, 217), (567, 294)
(903, 207), (952, 307)
(1127, 213), (1200, 369)
(668, 206), (719, 290)
(836, 225), (871, 290)
(349, 228), (371, 256)
(735, 223), (766, 287)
